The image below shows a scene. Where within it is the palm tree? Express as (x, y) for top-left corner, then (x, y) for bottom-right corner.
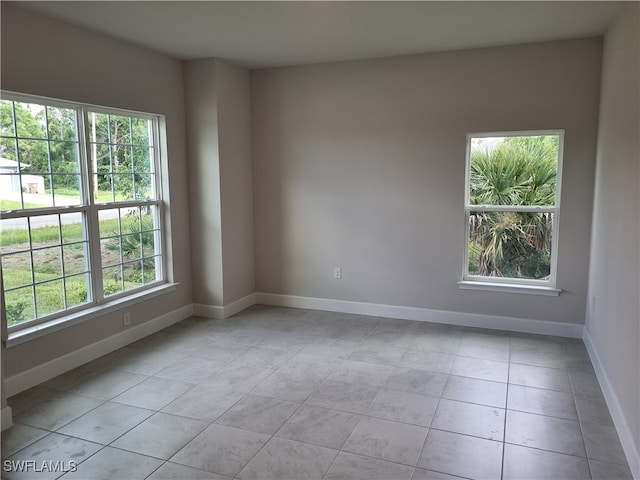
(468, 136), (558, 279)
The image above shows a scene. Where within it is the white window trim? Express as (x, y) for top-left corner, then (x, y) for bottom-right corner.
(461, 129), (564, 293)
(1, 91), (174, 338)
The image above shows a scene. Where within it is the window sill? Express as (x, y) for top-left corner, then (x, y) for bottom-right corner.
(5, 283), (178, 348)
(458, 280), (561, 296)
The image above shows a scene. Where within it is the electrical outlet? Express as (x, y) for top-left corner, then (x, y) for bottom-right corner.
(333, 267), (342, 279)
(123, 312), (131, 327)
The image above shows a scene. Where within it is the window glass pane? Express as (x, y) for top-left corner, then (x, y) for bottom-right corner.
(50, 141), (80, 174)
(35, 279), (65, 317)
(131, 118), (151, 146)
(467, 211), (553, 280)
(29, 215), (61, 249)
(110, 115), (132, 145)
(65, 273), (90, 308)
(14, 102), (46, 139)
(1, 100), (16, 137)
(33, 246), (63, 282)
(469, 135), (559, 207)
(63, 243), (88, 276)
(52, 175), (82, 206)
(60, 213), (85, 243)
(2, 251), (32, 289)
(5, 286), (35, 327)
(0, 217), (29, 253)
(46, 106), (77, 142)
(123, 260), (144, 290)
(103, 266), (124, 296)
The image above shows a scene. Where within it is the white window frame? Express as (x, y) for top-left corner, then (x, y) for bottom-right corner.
(1, 91), (174, 340)
(459, 130), (564, 296)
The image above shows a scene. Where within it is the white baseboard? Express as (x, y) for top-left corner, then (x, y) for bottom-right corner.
(255, 292), (584, 338)
(4, 304), (193, 398)
(583, 328), (640, 479)
(1, 406), (13, 431)
(194, 293), (256, 319)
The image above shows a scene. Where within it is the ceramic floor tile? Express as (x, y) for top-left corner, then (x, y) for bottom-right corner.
(215, 394), (299, 435)
(417, 430), (503, 480)
(398, 350), (455, 374)
(60, 446), (163, 480)
(502, 442), (591, 480)
(450, 356), (508, 382)
(2, 433), (102, 480)
(589, 459), (634, 480)
(111, 412), (208, 459)
(343, 416), (428, 466)
(15, 392), (103, 431)
(324, 451), (414, 480)
(397, 332), (461, 355)
(327, 361), (396, 387)
(508, 363), (571, 392)
(146, 462), (232, 480)
(250, 366), (328, 402)
(366, 388), (439, 427)
(510, 347), (566, 369)
(581, 420), (628, 464)
(154, 357), (225, 384)
(161, 384), (245, 422)
(346, 344), (406, 366)
(505, 410), (585, 457)
(431, 398), (504, 441)
(189, 342), (249, 364)
(111, 376), (193, 410)
(69, 369), (148, 400)
(57, 402), (153, 444)
(276, 404), (361, 449)
(237, 437), (338, 480)
(306, 380), (379, 414)
(202, 362), (274, 392)
(233, 346), (296, 370)
(507, 384), (577, 420)
(113, 348), (187, 376)
(170, 424), (270, 477)
(383, 368), (448, 397)
(0, 424), (52, 458)
(441, 375), (507, 408)
(411, 468), (467, 479)
(457, 335), (510, 362)
(6, 385), (63, 416)
(574, 394), (614, 426)
(569, 371), (605, 397)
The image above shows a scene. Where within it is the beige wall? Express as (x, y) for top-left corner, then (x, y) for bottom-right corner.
(185, 59), (254, 307)
(1, 4), (193, 376)
(586, 2), (640, 468)
(252, 38), (601, 325)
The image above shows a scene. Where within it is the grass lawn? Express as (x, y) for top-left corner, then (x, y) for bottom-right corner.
(2, 212), (155, 326)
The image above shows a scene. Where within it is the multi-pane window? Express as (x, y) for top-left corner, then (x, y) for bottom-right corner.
(463, 131), (563, 286)
(1, 93), (165, 330)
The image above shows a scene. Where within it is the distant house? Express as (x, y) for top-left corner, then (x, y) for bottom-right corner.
(0, 157), (45, 194)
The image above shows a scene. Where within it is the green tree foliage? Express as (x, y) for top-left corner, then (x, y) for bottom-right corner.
(468, 136), (559, 279)
(1, 100), (152, 198)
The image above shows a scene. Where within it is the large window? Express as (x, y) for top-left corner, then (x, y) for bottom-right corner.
(462, 131), (563, 290)
(1, 93), (167, 331)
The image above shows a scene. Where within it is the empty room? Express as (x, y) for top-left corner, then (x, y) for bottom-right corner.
(0, 1), (638, 479)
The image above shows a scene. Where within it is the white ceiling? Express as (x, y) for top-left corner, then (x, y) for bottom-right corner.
(14, 1), (623, 69)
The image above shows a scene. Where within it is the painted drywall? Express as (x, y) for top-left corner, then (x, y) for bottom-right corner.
(184, 59), (225, 307)
(217, 61), (256, 304)
(252, 38), (601, 325)
(184, 59), (255, 307)
(1, 4), (193, 377)
(586, 2), (640, 471)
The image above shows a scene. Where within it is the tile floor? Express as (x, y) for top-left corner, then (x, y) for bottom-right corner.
(1, 305), (633, 480)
